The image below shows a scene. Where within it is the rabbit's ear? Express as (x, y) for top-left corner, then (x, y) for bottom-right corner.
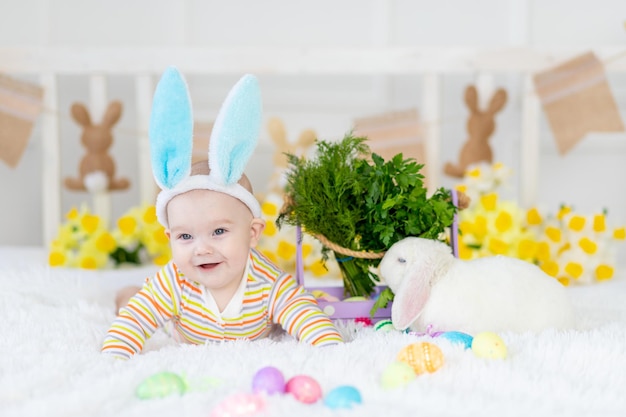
(487, 89), (507, 115)
(464, 85), (479, 113)
(71, 103), (92, 127)
(267, 117), (288, 148)
(297, 129), (316, 148)
(149, 67), (193, 190)
(208, 74), (262, 185)
(102, 101), (122, 128)
(391, 266), (432, 331)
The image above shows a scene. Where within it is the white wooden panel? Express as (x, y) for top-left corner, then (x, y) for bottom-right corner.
(422, 73), (441, 191)
(135, 74), (155, 205)
(40, 73), (61, 246)
(89, 75), (112, 227)
(2, 47), (626, 74)
(520, 74), (541, 207)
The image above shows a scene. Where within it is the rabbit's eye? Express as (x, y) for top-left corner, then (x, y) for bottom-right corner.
(398, 257), (406, 264)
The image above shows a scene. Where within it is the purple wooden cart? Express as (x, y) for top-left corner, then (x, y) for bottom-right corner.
(295, 190), (460, 321)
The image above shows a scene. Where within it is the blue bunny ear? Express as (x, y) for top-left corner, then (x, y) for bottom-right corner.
(209, 74), (262, 185)
(149, 66), (193, 190)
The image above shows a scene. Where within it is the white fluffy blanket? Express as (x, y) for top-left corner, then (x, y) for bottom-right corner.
(2, 248), (626, 417)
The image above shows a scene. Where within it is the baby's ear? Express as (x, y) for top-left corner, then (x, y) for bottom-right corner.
(249, 218), (266, 247)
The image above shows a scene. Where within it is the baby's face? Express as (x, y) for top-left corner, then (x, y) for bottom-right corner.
(165, 189), (265, 294)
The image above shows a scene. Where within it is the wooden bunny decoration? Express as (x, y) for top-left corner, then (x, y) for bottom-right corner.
(265, 117), (316, 197)
(444, 85), (507, 178)
(65, 101), (130, 192)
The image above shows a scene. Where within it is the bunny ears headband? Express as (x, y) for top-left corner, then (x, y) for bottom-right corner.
(149, 67), (263, 228)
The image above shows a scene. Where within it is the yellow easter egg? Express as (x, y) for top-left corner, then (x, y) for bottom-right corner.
(471, 331), (508, 359)
(396, 342), (445, 375)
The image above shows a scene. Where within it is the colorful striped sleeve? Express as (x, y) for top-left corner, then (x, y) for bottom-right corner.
(269, 273), (343, 346)
(101, 262), (180, 359)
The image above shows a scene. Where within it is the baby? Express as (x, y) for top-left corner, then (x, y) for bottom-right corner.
(102, 69), (342, 359)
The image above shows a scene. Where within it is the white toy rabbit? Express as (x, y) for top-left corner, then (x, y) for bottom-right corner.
(379, 237), (575, 334)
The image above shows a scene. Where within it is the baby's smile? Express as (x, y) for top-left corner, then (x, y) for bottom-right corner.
(198, 262), (220, 270)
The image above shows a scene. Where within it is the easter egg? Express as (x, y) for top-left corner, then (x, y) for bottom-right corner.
(135, 371), (186, 399)
(439, 331), (474, 349)
(343, 296), (368, 302)
(285, 375), (322, 404)
(324, 385), (362, 409)
(397, 342), (445, 374)
(380, 361), (416, 389)
(251, 366), (285, 395)
(471, 331), (508, 359)
(210, 393), (266, 417)
(374, 319), (395, 332)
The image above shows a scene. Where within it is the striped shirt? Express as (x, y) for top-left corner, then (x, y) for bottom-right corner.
(102, 249), (343, 359)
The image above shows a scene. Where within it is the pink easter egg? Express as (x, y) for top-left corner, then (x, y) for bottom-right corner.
(252, 366), (286, 395)
(285, 375), (322, 404)
(210, 393), (266, 417)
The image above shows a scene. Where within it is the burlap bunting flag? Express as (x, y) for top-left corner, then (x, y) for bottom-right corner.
(353, 108), (427, 176)
(533, 52), (625, 155)
(0, 73), (44, 168)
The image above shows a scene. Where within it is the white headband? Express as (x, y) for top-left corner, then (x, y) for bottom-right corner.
(155, 175), (261, 228)
(149, 67), (263, 228)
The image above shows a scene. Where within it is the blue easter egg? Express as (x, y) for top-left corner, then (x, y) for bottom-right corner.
(324, 385), (362, 409)
(439, 331), (474, 349)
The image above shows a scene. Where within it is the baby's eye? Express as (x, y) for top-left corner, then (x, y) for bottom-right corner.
(213, 228), (226, 236)
(179, 233), (192, 240)
(398, 257), (406, 263)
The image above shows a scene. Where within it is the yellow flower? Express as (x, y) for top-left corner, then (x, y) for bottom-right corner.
(613, 227), (626, 240)
(262, 201), (279, 217)
(526, 208), (542, 226)
(260, 249), (278, 264)
(458, 242), (474, 260)
(557, 277), (570, 286)
(545, 226), (561, 243)
(495, 211), (513, 233)
(557, 205), (572, 220)
(595, 264), (614, 281)
(517, 239), (537, 260)
(480, 193), (498, 211)
(473, 215), (488, 239)
(277, 240), (296, 260)
(96, 232), (116, 253)
(66, 207), (79, 220)
(81, 214), (100, 234)
(540, 260), (559, 277)
(467, 167), (482, 178)
(578, 237), (598, 255)
(568, 215), (586, 232)
(307, 259), (329, 277)
(152, 228), (169, 245)
(564, 262), (583, 280)
(535, 242), (551, 262)
(118, 216), (138, 236)
(142, 206), (158, 224)
(302, 243), (313, 259)
(488, 237), (508, 255)
(455, 184), (467, 194)
(153, 253), (171, 266)
(593, 214), (606, 233)
(263, 221), (277, 237)
(49, 251), (66, 267)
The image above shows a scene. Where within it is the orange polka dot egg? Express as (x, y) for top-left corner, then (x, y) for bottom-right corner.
(397, 342), (445, 375)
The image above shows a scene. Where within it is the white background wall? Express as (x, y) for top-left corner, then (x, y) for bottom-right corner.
(1, 0), (626, 246)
